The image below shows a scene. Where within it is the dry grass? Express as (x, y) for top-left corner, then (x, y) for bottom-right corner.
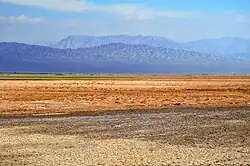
(0, 75), (250, 117)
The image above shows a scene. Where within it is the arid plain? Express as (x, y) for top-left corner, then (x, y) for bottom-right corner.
(0, 75), (250, 165)
(1, 75), (250, 117)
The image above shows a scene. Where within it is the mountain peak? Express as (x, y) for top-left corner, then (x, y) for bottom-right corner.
(1, 42), (249, 74)
(50, 34), (250, 57)
(51, 35), (180, 49)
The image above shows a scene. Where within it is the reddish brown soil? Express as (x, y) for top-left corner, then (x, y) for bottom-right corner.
(1, 75), (250, 117)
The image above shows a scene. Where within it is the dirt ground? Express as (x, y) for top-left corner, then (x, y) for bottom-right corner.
(0, 109), (250, 165)
(1, 75), (250, 165)
(1, 75), (250, 117)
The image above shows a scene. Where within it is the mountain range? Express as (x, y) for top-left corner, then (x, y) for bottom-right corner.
(1, 35), (250, 74)
(51, 35), (181, 50)
(51, 35), (250, 58)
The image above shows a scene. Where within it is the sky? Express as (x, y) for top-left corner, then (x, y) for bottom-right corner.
(0, 0), (250, 44)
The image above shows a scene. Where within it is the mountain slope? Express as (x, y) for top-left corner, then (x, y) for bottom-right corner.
(1, 42), (250, 73)
(0, 42), (222, 63)
(181, 37), (250, 55)
(52, 35), (250, 59)
(51, 35), (181, 49)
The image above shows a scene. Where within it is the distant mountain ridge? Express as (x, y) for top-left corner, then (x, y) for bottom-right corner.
(51, 35), (250, 58)
(1, 42), (250, 74)
(182, 37), (250, 55)
(1, 42), (219, 63)
(51, 35), (181, 49)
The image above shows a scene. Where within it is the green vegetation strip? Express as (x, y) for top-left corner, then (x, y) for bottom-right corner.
(0, 74), (135, 80)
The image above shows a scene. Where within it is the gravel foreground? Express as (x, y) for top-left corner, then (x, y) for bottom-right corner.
(0, 109), (250, 166)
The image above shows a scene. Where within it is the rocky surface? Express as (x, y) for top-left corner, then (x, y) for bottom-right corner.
(0, 109), (250, 165)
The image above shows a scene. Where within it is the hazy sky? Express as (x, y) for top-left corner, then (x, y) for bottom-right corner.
(0, 0), (250, 44)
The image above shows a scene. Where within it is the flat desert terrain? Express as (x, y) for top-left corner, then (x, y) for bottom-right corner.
(1, 75), (250, 117)
(1, 109), (250, 165)
(0, 75), (250, 165)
